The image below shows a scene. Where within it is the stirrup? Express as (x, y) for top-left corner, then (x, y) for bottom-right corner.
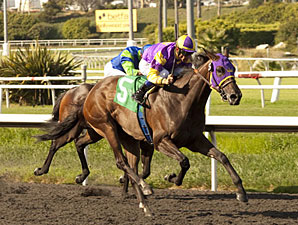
(132, 94), (146, 106)
(135, 97), (146, 106)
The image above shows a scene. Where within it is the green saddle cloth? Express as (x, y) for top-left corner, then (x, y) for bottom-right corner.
(114, 75), (147, 112)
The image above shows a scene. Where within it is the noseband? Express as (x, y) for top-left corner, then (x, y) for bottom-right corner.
(193, 61), (235, 101)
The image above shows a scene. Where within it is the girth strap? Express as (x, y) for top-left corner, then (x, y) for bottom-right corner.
(137, 104), (154, 145)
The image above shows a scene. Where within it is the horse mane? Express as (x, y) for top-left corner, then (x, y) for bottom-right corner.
(170, 52), (210, 89)
(191, 52), (209, 70)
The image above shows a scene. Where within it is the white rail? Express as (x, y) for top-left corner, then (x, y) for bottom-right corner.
(0, 85), (78, 113)
(235, 70), (298, 107)
(235, 71), (298, 78)
(0, 38), (148, 47)
(205, 115), (298, 191)
(0, 114), (297, 190)
(239, 85), (298, 89)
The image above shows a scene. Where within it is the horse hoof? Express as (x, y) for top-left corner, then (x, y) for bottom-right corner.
(142, 205), (152, 217)
(236, 193), (248, 202)
(34, 168), (42, 176)
(119, 175), (125, 184)
(75, 176), (84, 184)
(142, 186), (153, 196)
(164, 173), (177, 183)
(144, 209), (153, 217)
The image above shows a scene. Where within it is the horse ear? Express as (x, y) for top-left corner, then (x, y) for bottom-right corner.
(202, 48), (219, 61)
(222, 47), (230, 57)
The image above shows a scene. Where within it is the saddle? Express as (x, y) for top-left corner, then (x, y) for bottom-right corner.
(114, 76), (153, 145)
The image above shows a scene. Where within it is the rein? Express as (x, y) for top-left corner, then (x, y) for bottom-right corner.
(193, 61), (234, 101)
(193, 68), (211, 88)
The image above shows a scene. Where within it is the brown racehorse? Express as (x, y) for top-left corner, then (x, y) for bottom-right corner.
(83, 49), (248, 216)
(34, 83), (154, 191)
(34, 83), (101, 183)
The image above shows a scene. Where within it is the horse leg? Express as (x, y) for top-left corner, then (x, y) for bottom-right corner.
(74, 128), (103, 184)
(140, 141), (154, 180)
(90, 124), (153, 196)
(34, 123), (82, 177)
(119, 132), (153, 196)
(120, 149), (139, 196)
(120, 137), (152, 216)
(119, 141), (154, 189)
(121, 139), (140, 196)
(119, 132), (140, 197)
(187, 134), (248, 202)
(34, 140), (60, 176)
(157, 137), (190, 186)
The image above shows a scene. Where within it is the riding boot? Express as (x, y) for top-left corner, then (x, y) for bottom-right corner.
(132, 83), (154, 105)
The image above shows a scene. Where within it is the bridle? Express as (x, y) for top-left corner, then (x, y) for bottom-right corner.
(193, 60), (235, 101)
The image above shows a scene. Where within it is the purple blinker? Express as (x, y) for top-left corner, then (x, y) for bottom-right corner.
(211, 53), (235, 88)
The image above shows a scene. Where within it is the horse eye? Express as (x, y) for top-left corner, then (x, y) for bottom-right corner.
(216, 66), (225, 76)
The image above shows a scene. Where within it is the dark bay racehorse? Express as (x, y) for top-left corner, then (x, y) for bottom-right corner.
(34, 83), (154, 189)
(34, 83), (101, 183)
(83, 49), (248, 216)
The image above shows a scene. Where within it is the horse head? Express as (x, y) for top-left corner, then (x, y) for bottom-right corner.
(193, 49), (242, 105)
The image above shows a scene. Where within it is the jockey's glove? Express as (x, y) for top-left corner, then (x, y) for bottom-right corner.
(161, 74), (174, 85)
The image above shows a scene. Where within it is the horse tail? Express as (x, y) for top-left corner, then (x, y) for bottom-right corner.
(35, 114), (79, 142)
(52, 91), (67, 121)
(35, 88), (79, 142)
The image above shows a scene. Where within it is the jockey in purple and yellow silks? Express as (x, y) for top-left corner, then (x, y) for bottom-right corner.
(104, 45), (152, 77)
(132, 35), (196, 105)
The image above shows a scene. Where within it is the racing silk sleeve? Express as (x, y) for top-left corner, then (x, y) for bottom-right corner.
(147, 43), (175, 84)
(120, 49), (140, 76)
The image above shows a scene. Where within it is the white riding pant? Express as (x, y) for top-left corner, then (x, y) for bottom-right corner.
(104, 61), (126, 77)
(139, 59), (186, 78)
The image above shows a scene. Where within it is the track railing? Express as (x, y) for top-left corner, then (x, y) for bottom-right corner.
(0, 113), (297, 190)
(0, 38), (148, 47)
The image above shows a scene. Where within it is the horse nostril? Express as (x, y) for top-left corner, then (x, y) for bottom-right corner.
(230, 94), (237, 101)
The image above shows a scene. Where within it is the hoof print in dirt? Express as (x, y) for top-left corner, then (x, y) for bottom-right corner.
(81, 187), (111, 197)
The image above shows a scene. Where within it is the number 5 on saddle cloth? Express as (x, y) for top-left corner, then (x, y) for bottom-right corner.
(114, 76), (153, 145)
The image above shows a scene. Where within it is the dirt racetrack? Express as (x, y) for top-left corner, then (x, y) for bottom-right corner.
(0, 179), (297, 225)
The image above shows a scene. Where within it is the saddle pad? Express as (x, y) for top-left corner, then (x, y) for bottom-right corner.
(114, 75), (147, 112)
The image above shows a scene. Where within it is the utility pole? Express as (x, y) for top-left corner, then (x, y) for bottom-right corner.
(163, 0), (167, 28)
(217, 0), (221, 17)
(186, 0), (195, 39)
(158, 0), (163, 42)
(127, 0), (136, 46)
(3, 0), (9, 56)
(197, 0), (202, 18)
(174, 0), (179, 36)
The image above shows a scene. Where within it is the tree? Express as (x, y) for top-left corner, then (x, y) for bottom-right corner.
(249, 0), (264, 8)
(28, 23), (60, 39)
(7, 13), (39, 40)
(62, 18), (91, 39)
(196, 20), (240, 53)
(275, 18), (298, 51)
(38, 0), (63, 22)
(0, 45), (82, 105)
(76, 0), (97, 12)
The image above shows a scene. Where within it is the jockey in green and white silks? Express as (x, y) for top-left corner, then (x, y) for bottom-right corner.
(104, 45), (152, 77)
(132, 35), (196, 105)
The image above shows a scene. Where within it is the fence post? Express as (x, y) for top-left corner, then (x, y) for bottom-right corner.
(271, 77), (281, 103)
(81, 65), (87, 82)
(48, 81), (56, 107)
(0, 88), (2, 113)
(255, 79), (265, 108)
(205, 95), (218, 191)
(210, 131), (217, 192)
(5, 88), (9, 108)
(82, 146), (88, 186)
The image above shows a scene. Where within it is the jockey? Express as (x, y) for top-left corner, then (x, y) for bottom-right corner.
(104, 44), (152, 77)
(132, 34), (196, 105)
